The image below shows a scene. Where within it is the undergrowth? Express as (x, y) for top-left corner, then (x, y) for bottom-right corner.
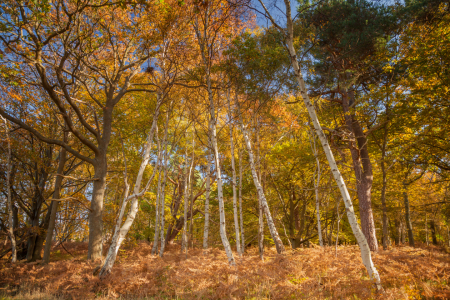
(0, 242), (449, 299)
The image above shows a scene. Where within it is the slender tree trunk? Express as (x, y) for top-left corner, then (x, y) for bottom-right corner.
(42, 144), (67, 264)
(227, 90), (242, 257)
(159, 113), (171, 257)
(182, 136), (194, 254)
(380, 123), (389, 250)
(239, 149), (245, 253)
(255, 118), (265, 259)
(203, 149), (211, 251)
(194, 17), (235, 265)
(394, 218), (400, 245)
(430, 220), (437, 245)
(2, 117), (16, 263)
(235, 96), (285, 255)
(446, 225), (450, 247)
(341, 90), (378, 252)
(403, 182), (415, 247)
(256, 0), (382, 287)
(335, 212), (342, 257)
(188, 135), (195, 249)
(98, 97), (162, 278)
(181, 152), (189, 254)
(425, 214), (429, 246)
(152, 166), (163, 254)
(310, 132), (323, 247)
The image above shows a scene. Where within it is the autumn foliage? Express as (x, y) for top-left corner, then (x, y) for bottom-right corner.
(0, 242), (449, 299)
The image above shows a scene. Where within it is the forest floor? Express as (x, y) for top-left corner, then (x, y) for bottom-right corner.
(0, 242), (449, 299)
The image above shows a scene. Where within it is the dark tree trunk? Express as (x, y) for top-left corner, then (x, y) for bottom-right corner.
(43, 145), (67, 264)
(165, 209), (200, 244)
(342, 89), (378, 251)
(394, 218), (400, 245)
(292, 197), (307, 248)
(88, 158), (107, 260)
(402, 182), (415, 247)
(430, 220), (438, 245)
(380, 122), (389, 250)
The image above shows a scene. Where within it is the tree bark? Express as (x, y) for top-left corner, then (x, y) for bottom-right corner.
(403, 182), (415, 247)
(257, 0), (382, 288)
(227, 90), (242, 257)
(235, 96), (285, 255)
(203, 149), (211, 251)
(430, 219), (437, 245)
(43, 136), (68, 264)
(159, 111), (171, 257)
(182, 137), (194, 254)
(256, 118), (264, 259)
(309, 132), (323, 247)
(238, 149), (245, 253)
(194, 15), (235, 265)
(2, 117), (17, 263)
(99, 96), (162, 278)
(380, 122), (389, 250)
(151, 164), (163, 255)
(341, 90), (378, 252)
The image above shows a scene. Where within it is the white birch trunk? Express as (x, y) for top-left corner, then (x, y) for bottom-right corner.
(257, 0), (382, 289)
(203, 148), (211, 251)
(151, 163), (163, 255)
(238, 149), (245, 253)
(159, 109), (171, 257)
(235, 97), (285, 254)
(226, 90), (242, 257)
(256, 119), (265, 259)
(188, 132), (196, 249)
(99, 96), (162, 278)
(310, 132), (323, 247)
(182, 139), (194, 254)
(194, 17), (235, 265)
(2, 117), (16, 263)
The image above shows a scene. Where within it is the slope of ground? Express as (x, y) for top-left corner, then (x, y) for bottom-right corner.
(0, 242), (449, 299)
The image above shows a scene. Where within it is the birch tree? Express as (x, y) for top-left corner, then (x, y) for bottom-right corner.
(192, 2), (236, 265)
(182, 132), (194, 254)
(159, 109), (172, 257)
(98, 95), (163, 278)
(203, 148), (211, 251)
(238, 149), (245, 253)
(309, 131), (323, 247)
(234, 93), (285, 254)
(257, 0), (382, 289)
(227, 90), (242, 256)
